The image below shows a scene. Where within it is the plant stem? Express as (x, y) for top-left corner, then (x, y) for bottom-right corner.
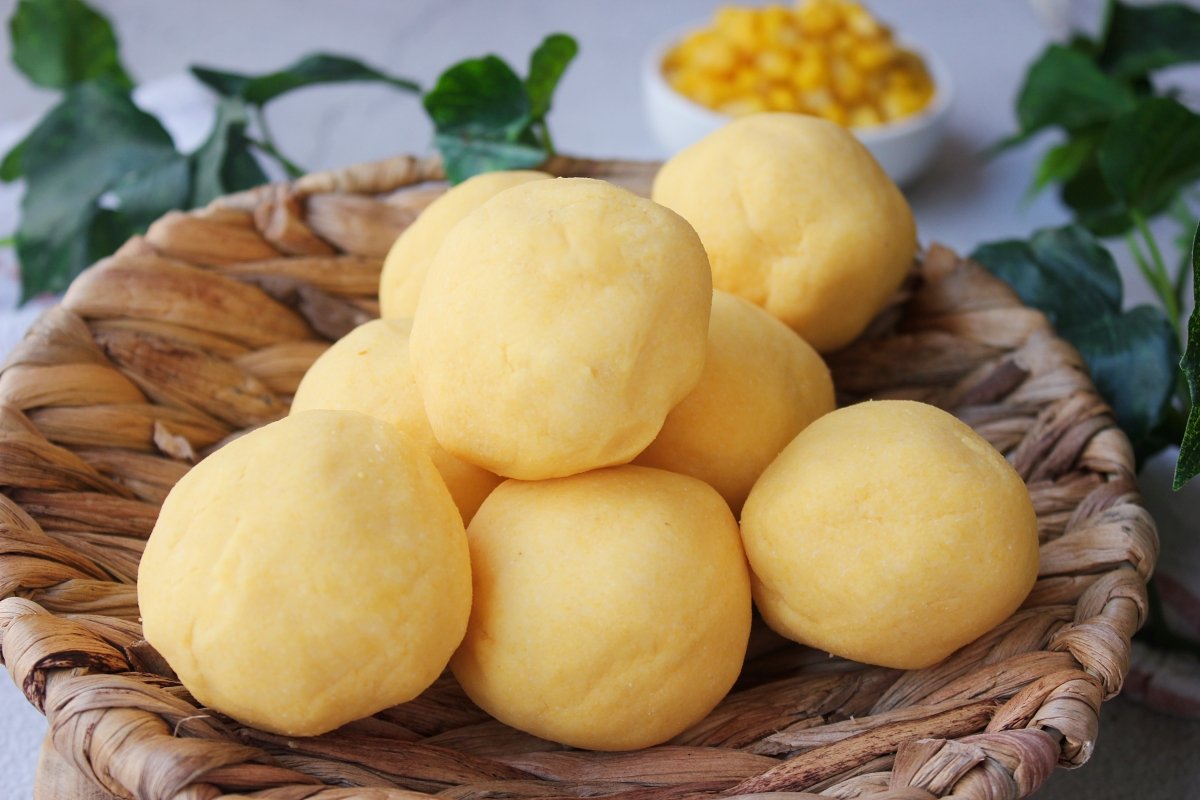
(0, 235), (13, 249)
(251, 106), (304, 179)
(1133, 209), (1181, 331)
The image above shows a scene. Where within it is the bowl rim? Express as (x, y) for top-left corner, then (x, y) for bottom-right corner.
(641, 19), (955, 143)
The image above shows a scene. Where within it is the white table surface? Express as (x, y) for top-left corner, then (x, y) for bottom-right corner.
(1, 1), (1198, 798)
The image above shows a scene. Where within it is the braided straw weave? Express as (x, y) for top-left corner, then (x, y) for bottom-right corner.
(0, 156), (1157, 800)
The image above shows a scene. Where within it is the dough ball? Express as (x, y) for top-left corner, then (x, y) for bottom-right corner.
(452, 465), (752, 750)
(652, 113), (916, 352)
(379, 170), (551, 319)
(411, 177), (712, 480)
(740, 400), (1040, 669)
(291, 318), (501, 522)
(138, 410), (472, 736)
(635, 290), (835, 513)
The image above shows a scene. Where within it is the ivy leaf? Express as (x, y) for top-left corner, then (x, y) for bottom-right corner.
(191, 53), (419, 106)
(14, 83), (189, 302)
(1014, 45), (1137, 137)
(1061, 154), (1133, 235)
(433, 134), (546, 185)
(1029, 135), (1096, 198)
(1099, 1), (1200, 80)
(188, 98), (269, 207)
(1097, 97), (1200, 219)
(972, 225), (1179, 454)
(8, 0), (132, 90)
(424, 55), (532, 141)
(526, 33), (579, 120)
(0, 132), (30, 182)
(1176, 222), (1200, 490)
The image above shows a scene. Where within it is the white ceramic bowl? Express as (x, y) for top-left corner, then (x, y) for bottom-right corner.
(641, 26), (954, 186)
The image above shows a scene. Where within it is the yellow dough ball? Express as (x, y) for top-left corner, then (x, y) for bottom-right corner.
(138, 410), (472, 736)
(651, 113), (917, 353)
(452, 465), (752, 750)
(379, 170), (551, 319)
(291, 319), (502, 522)
(635, 290), (835, 513)
(740, 400), (1040, 669)
(410, 177), (712, 480)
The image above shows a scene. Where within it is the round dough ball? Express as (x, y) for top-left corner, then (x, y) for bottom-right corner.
(411, 177), (712, 480)
(651, 113), (917, 353)
(291, 318), (502, 522)
(741, 400), (1039, 669)
(635, 290), (835, 513)
(452, 465), (751, 750)
(138, 410), (472, 736)
(379, 170), (551, 319)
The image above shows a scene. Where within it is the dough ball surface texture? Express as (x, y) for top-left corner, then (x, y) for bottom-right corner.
(379, 170), (551, 319)
(635, 289), (835, 513)
(651, 113), (916, 353)
(291, 318), (501, 522)
(137, 410), (472, 736)
(452, 465), (752, 750)
(740, 400), (1039, 669)
(410, 177), (712, 480)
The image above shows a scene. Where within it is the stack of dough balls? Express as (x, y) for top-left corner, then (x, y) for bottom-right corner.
(138, 111), (1042, 749)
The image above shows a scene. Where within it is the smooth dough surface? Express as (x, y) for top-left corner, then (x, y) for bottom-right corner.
(740, 400), (1040, 669)
(138, 410), (472, 736)
(379, 170), (551, 319)
(291, 318), (501, 522)
(635, 289), (834, 513)
(452, 465), (752, 750)
(410, 177), (712, 480)
(652, 113), (916, 352)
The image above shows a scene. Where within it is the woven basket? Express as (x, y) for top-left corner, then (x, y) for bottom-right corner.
(0, 155), (1157, 800)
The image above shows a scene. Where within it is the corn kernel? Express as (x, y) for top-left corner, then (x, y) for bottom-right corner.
(766, 84), (799, 111)
(850, 41), (894, 72)
(818, 102), (849, 125)
(832, 59), (866, 104)
(848, 104), (883, 128)
(715, 6), (759, 52)
(756, 48), (795, 80)
(843, 3), (882, 37)
(792, 52), (829, 91)
(797, 0), (842, 35)
(719, 96), (770, 116)
(881, 87), (927, 120)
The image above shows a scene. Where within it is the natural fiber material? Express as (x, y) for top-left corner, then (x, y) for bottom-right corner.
(0, 155), (1156, 800)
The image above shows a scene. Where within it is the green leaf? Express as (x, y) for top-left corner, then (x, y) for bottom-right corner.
(525, 33), (578, 121)
(1099, 2), (1200, 80)
(434, 133), (546, 185)
(1, 132), (30, 182)
(14, 83), (188, 302)
(1176, 222), (1200, 489)
(1097, 97), (1200, 219)
(9, 0), (132, 90)
(424, 55), (532, 140)
(188, 99), (268, 207)
(1015, 45), (1137, 136)
(1072, 304), (1180, 447)
(972, 224), (1179, 452)
(971, 226), (1122, 331)
(1029, 135), (1096, 198)
(1061, 155), (1133, 235)
(191, 53), (419, 106)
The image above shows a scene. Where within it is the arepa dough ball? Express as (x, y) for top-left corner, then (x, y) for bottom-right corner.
(651, 113), (917, 353)
(291, 318), (502, 522)
(410, 177), (712, 480)
(452, 465), (751, 750)
(635, 290), (835, 513)
(138, 410), (472, 736)
(379, 170), (551, 318)
(740, 400), (1039, 669)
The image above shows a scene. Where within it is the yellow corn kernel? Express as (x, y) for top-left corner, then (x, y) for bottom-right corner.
(766, 84), (799, 111)
(830, 30), (857, 54)
(843, 3), (883, 38)
(797, 0), (842, 35)
(756, 48), (795, 80)
(850, 40), (895, 72)
(818, 102), (849, 125)
(719, 96), (770, 116)
(831, 59), (866, 104)
(715, 6), (759, 52)
(798, 87), (834, 113)
(881, 86), (927, 120)
(691, 35), (740, 74)
(791, 52), (829, 91)
(731, 65), (760, 95)
(848, 104), (883, 128)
